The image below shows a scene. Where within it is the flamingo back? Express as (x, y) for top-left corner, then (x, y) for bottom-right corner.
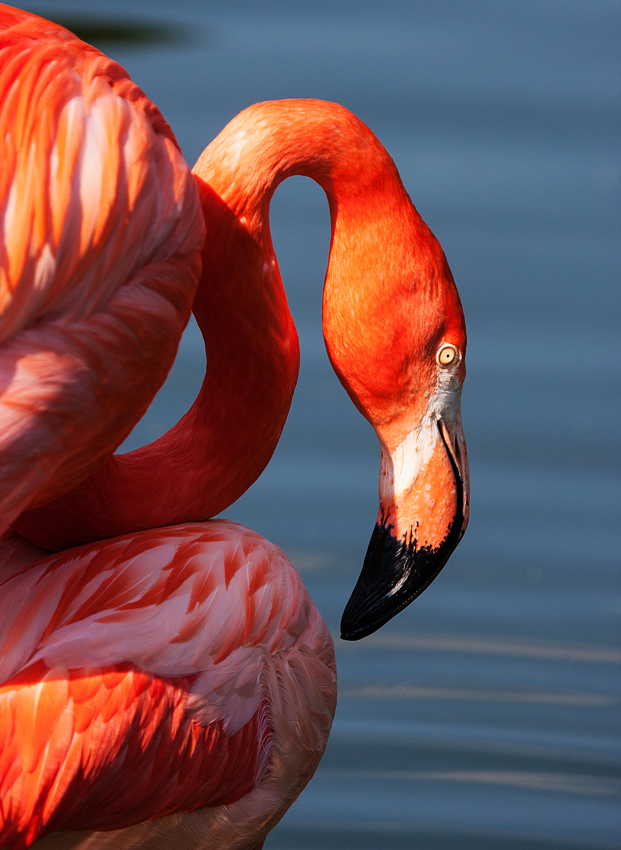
(0, 5), (204, 534)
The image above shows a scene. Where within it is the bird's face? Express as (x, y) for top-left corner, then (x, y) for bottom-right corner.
(333, 247), (469, 640)
(377, 338), (468, 540)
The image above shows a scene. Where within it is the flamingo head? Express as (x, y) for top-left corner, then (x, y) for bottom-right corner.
(323, 206), (469, 640)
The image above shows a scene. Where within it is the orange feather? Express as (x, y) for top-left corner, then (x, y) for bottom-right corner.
(0, 4), (203, 534)
(0, 521), (336, 848)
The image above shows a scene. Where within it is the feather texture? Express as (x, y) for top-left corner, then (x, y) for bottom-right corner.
(0, 5), (204, 533)
(0, 520), (336, 848)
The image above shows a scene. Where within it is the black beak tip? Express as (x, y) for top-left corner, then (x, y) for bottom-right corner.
(340, 614), (385, 642)
(340, 496), (465, 641)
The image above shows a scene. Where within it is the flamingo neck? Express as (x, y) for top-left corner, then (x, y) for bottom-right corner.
(196, 100), (444, 426)
(14, 99), (445, 550)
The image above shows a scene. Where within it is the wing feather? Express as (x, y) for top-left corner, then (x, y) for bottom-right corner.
(0, 663), (262, 847)
(0, 11), (204, 533)
(0, 520), (336, 845)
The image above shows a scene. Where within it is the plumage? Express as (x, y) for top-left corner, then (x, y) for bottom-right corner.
(0, 521), (336, 849)
(0, 4), (203, 535)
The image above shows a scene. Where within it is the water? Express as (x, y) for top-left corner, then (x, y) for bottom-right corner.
(23, 0), (621, 846)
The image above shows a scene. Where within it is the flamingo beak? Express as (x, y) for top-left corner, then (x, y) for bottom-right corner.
(340, 413), (469, 640)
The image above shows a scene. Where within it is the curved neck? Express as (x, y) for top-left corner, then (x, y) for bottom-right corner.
(14, 99), (445, 550)
(196, 100), (448, 423)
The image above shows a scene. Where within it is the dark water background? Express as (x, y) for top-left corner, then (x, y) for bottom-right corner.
(24, 1), (621, 846)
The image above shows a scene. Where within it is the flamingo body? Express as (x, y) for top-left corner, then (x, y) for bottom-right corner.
(0, 521), (336, 848)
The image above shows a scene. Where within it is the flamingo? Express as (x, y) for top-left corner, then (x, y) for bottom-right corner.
(0, 6), (469, 849)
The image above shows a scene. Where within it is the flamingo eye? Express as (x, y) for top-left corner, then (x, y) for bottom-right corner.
(437, 344), (459, 367)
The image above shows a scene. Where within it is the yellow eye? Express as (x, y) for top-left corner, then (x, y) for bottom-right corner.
(437, 344), (459, 367)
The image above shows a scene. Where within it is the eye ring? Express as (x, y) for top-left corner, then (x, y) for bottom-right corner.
(436, 344), (459, 367)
